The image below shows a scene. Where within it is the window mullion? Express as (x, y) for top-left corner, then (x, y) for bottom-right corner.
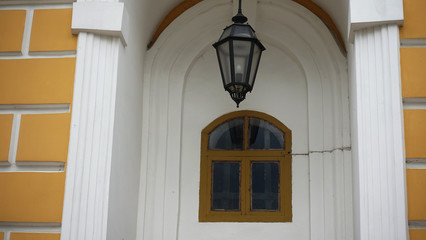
(241, 158), (250, 215)
(243, 116), (248, 150)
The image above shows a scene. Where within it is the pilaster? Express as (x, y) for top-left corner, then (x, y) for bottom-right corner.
(352, 24), (408, 240)
(61, 1), (125, 239)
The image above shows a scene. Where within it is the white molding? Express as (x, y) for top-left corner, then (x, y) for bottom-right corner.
(60, 32), (120, 240)
(407, 158), (426, 163)
(0, 54), (76, 59)
(0, 222), (61, 240)
(351, 24), (408, 240)
(406, 158), (426, 169)
(0, 161), (65, 172)
(348, 0), (403, 42)
(0, 4), (73, 9)
(403, 98), (426, 109)
(400, 39), (426, 47)
(0, 103), (70, 114)
(21, 8), (32, 56)
(408, 221), (426, 229)
(71, 2), (128, 46)
(406, 162), (426, 169)
(0, 0), (74, 6)
(8, 114), (21, 164)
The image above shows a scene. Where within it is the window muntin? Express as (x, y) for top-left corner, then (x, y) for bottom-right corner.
(200, 111), (292, 222)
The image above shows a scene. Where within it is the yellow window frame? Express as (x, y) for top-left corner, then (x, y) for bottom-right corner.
(199, 110), (292, 222)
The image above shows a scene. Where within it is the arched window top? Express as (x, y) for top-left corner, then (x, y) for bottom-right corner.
(203, 111), (291, 153)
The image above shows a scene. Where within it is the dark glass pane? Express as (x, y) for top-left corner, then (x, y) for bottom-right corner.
(249, 118), (284, 150)
(212, 162), (240, 211)
(208, 118), (244, 150)
(217, 42), (232, 85)
(251, 162), (279, 211)
(232, 40), (252, 84)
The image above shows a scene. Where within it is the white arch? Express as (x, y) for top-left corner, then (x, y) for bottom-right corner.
(137, 0), (352, 239)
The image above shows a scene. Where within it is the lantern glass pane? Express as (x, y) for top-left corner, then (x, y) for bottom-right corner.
(233, 25), (254, 38)
(219, 27), (232, 41)
(249, 44), (262, 87)
(233, 40), (252, 85)
(218, 42), (232, 85)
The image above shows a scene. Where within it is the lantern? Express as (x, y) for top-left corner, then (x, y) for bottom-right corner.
(213, 0), (265, 107)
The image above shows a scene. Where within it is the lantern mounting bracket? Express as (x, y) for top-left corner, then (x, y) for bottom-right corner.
(232, 0), (248, 23)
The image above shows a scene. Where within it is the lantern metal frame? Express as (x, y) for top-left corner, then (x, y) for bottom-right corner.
(213, 0), (265, 107)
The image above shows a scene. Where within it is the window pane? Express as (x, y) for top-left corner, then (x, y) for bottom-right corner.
(251, 162), (279, 211)
(209, 118), (244, 150)
(249, 118), (284, 150)
(212, 162), (240, 211)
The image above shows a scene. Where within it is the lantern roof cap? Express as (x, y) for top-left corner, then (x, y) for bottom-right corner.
(213, 23), (266, 51)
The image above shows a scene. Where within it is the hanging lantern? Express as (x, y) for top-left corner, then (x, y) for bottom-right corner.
(213, 0), (265, 107)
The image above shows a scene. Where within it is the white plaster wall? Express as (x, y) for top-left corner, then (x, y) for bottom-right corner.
(179, 43), (310, 240)
(106, 0), (146, 239)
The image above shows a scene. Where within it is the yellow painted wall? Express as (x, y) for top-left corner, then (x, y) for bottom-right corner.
(0, 10), (26, 53)
(410, 229), (426, 240)
(17, 113), (71, 162)
(0, 58), (75, 104)
(399, 0), (426, 234)
(30, 8), (77, 52)
(407, 169), (426, 220)
(400, 48), (426, 98)
(404, 110), (426, 158)
(10, 233), (60, 240)
(400, 0), (426, 39)
(0, 172), (65, 222)
(30, 9), (77, 52)
(0, 4), (76, 234)
(0, 115), (13, 161)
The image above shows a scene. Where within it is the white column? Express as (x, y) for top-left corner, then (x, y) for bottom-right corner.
(351, 24), (408, 240)
(61, 2), (126, 239)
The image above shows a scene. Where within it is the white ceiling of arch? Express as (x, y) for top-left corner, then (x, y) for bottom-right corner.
(143, 0), (349, 47)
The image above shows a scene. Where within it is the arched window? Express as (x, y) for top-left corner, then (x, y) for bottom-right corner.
(199, 111), (292, 222)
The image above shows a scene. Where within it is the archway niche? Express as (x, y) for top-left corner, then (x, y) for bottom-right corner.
(138, 1), (352, 239)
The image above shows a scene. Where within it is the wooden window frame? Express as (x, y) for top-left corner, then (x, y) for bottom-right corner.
(199, 110), (292, 222)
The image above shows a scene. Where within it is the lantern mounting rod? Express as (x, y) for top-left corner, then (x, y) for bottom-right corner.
(232, 0), (248, 23)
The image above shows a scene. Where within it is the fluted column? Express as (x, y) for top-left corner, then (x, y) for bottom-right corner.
(60, 15), (123, 240)
(352, 24), (408, 240)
